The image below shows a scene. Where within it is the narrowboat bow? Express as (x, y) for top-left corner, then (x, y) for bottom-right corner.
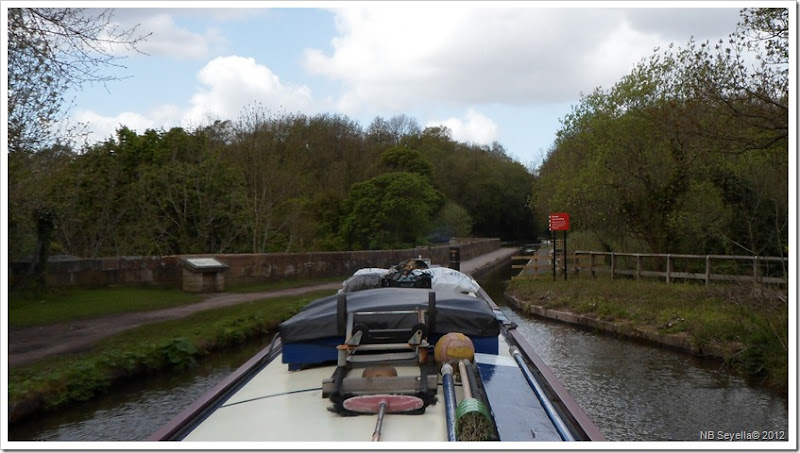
(149, 259), (605, 443)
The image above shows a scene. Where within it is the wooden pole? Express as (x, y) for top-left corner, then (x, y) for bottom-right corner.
(636, 254), (641, 280)
(753, 256), (759, 283)
(611, 252), (615, 280)
(552, 230), (556, 281)
(563, 231), (568, 281)
(666, 254), (672, 284)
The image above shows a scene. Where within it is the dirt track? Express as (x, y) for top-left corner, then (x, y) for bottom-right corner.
(7, 248), (518, 368)
(7, 283), (341, 367)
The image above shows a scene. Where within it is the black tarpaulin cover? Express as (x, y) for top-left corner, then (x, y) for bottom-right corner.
(279, 287), (500, 343)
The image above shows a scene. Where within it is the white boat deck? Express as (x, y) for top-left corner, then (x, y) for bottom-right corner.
(182, 335), (522, 442)
(183, 358), (463, 442)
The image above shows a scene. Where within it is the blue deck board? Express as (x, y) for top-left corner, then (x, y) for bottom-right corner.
(474, 353), (562, 441)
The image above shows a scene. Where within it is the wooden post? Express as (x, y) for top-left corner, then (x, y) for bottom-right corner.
(551, 232), (556, 281)
(705, 255), (711, 285)
(563, 231), (568, 281)
(610, 252), (615, 280)
(590, 252), (595, 279)
(753, 256), (759, 283)
(635, 254), (642, 280)
(666, 254), (672, 284)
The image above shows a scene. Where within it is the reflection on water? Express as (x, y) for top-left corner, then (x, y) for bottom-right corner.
(8, 264), (789, 442)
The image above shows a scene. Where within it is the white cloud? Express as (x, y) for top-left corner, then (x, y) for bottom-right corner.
(74, 56), (315, 141)
(587, 20), (660, 78)
(427, 109), (499, 145)
(73, 109), (158, 144)
(183, 55), (313, 125)
(101, 11), (229, 59)
(303, 5), (741, 113)
(139, 14), (228, 59)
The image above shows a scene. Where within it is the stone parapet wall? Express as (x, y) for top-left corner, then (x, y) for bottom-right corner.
(11, 239), (501, 289)
(10, 256), (181, 288)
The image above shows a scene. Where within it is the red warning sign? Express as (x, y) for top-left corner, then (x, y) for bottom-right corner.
(548, 213), (570, 231)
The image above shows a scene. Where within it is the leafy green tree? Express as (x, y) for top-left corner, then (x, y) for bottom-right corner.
(42, 126), (248, 257)
(223, 108), (376, 252)
(436, 143), (534, 241)
(340, 172), (443, 250)
(430, 201), (473, 241)
(10, 104), (540, 264)
(54, 137), (133, 257)
(379, 146), (433, 179)
(405, 126), (536, 241)
(8, 8), (147, 289)
(533, 7), (787, 256)
(8, 145), (75, 290)
(137, 155), (246, 255)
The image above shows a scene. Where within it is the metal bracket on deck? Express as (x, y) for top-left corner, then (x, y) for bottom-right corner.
(324, 291), (439, 413)
(334, 292), (435, 367)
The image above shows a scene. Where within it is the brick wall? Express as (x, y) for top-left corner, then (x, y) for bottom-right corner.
(10, 239), (501, 289)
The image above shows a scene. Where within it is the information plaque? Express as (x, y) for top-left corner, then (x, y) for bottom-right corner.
(183, 257), (229, 270)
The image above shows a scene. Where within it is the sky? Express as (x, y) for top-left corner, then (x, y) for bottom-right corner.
(9, 1), (752, 169)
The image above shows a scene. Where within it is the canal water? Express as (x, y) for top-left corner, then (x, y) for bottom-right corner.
(8, 263), (789, 442)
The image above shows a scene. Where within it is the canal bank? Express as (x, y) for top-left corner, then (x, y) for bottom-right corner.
(504, 292), (735, 359)
(504, 277), (788, 394)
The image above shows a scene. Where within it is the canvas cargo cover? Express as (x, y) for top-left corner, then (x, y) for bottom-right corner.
(279, 287), (500, 343)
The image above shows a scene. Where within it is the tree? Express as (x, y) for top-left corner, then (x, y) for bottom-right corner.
(624, 7), (788, 255)
(9, 103), (538, 263)
(404, 125), (535, 241)
(340, 172), (443, 250)
(8, 8), (148, 290)
(430, 201), (473, 241)
(8, 144), (75, 291)
(366, 114), (421, 146)
(137, 154), (246, 255)
(534, 7), (788, 256)
(7, 8), (149, 154)
(379, 146), (433, 179)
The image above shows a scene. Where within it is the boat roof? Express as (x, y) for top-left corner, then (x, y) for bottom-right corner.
(279, 287), (500, 344)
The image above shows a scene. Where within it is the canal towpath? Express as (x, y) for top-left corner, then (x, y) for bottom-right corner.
(8, 248), (519, 367)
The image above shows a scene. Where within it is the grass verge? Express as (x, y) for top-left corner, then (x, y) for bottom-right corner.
(9, 287), (203, 328)
(8, 290), (333, 423)
(506, 277), (788, 393)
(9, 278), (344, 328)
